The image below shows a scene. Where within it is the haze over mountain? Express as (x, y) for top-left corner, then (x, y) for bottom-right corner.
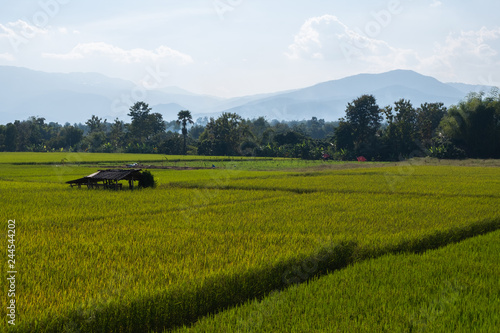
(0, 66), (493, 124)
(217, 70), (488, 121)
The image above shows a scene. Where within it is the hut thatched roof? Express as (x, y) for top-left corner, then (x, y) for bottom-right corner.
(66, 169), (142, 185)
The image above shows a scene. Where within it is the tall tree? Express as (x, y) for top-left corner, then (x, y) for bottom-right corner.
(0, 125), (5, 151)
(83, 115), (107, 152)
(128, 102), (151, 123)
(341, 95), (382, 157)
(416, 102), (447, 147)
(177, 110), (194, 155)
(248, 117), (270, 144)
(4, 123), (18, 152)
(128, 102), (166, 144)
(128, 102), (151, 143)
(306, 117), (326, 139)
(333, 121), (354, 152)
(110, 118), (126, 150)
(198, 113), (252, 156)
(86, 115), (105, 133)
(392, 99), (419, 156)
(60, 125), (83, 149)
(441, 92), (499, 158)
(12, 117), (48, 151)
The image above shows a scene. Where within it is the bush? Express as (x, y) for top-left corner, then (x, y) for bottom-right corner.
(333, 148), (356, 161)
(428, 137), (467, 159)
(138, 170), (156, 188)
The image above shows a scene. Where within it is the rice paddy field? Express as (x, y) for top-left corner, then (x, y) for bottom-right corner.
(0, 152), (499, 332)
(179, 229), (500, 332)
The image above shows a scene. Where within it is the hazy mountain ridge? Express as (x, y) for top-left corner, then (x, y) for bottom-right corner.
(219, 70), (470, 120)
(0, 66), (494, 124)
(0, 66), (223, 124)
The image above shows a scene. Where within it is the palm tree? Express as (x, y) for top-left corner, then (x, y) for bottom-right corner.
(177, 110), (194, 155)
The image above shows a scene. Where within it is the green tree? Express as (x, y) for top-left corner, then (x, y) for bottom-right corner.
(84, 132), (106, 152)
(198, 113), (252, 156)
(248, 117), (270, 145)
(83, 115), (108, 152)
(109, 118), (126, 151)
(12, 117), (50, 151)
(333, 121), (354, 152)
(128, 102), (151, 143)
(60, 125), (83, 149)
(158, 132), (184, 155)
(494, 90), (500, 158)
(4, 123), (18, 152)
(417, 102), (447, 147)
(128, 102), (151, 123)
(346, 95), (381, 147)
(274, 130), (305, 146)
(177, 110), (194, 155)
(0, 125), (5, 151)
(128, 102), (166, 144)
(338, 95), (382, 158)
(386, 99), (420, 157)
(441, 92), (499, 158)
(306, 117), (326, 139)
(85, 115), (106, 133)
(188, 125), (205, 141)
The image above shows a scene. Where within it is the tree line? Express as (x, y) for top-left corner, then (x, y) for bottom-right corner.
(1, 91), (499, 160)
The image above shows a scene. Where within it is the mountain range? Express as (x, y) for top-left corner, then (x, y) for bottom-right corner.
(0, 66), (494, 124)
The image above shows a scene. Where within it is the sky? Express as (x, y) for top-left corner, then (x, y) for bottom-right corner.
(0, 0), (499, 98)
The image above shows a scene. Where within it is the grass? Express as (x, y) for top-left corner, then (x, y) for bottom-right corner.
(0, 153), (499, 332)
(177, 229), (500, 332)
(0, 152), (167, 164)
(0, 151), (385, 170)
(0, 152), (288, 167)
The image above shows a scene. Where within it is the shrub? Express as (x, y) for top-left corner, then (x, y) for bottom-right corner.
(138, 170), (156, 188)
(428, 137), (466, 159)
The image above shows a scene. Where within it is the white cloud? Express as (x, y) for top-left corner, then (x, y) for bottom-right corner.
(286, 15), (345, 60)
(0, 53), (15, 61)
(287, 15), (500, 85)
(0, 20), (48, 38)
(42, 42), (193, 65)
(0, 20), (80, 54)
(422, 27), (500, 81)
(286, 15), (419, 70)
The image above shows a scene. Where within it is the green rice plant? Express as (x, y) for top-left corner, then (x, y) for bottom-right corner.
(0, 152), (168, 164)
(169, 165), (500, 198)
(0, 152), (273, 165)
(176, 229), (500, 332)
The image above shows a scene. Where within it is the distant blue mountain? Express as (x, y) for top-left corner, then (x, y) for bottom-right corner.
(216, 70), (474, 121)
(0, 66), (492, 124)
(0, 66), (222, 124)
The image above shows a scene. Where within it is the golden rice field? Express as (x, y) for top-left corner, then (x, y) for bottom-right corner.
(0, 152), (499, 332)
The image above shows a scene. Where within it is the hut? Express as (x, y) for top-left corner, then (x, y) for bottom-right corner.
(66, 169), (142, 190)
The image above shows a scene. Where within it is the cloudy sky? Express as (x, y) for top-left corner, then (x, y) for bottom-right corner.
(0, 0), (499, 97)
